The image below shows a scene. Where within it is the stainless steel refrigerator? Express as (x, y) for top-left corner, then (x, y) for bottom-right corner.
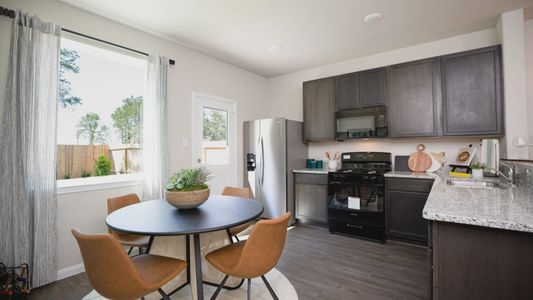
(243, 118), (308, 225)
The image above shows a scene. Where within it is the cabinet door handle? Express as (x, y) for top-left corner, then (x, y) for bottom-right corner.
(350, 213), (358, 217)
(347, 224), (363, 229)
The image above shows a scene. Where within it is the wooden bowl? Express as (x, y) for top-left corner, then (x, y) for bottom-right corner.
(165, 188), (210, 209)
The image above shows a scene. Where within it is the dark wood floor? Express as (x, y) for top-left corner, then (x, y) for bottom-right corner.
(30, 224), (428, 299)
(276, 225), (428, 300)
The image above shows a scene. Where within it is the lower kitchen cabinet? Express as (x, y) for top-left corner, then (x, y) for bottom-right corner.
(431, 221), (533, 300)
(385, 177), (434, 245)
(294, 173), (328, 225)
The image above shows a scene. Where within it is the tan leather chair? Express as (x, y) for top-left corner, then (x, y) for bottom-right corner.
(206, 212), (291, 300)
(222, 187), (253, 241)
(72, 229), (186, 300)
(107, 194), (149, 255)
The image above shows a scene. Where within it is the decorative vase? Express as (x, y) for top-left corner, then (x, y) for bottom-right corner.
(165, 188), (210, 209)
(328, 160), (338, 170)
(472, 169), (483, 180)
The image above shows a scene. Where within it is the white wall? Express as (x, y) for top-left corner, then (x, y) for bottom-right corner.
(526, 19), (533, 160)
(267, 28), (500, 164)
(498, 9), (528, 159)
(0, 0), (269, 274)
(56, 185), (142, 271)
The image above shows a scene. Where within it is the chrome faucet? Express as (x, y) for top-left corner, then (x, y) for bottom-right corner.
(499, 161), (515, 186)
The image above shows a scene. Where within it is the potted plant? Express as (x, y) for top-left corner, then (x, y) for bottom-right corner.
(470, 162), (485, 179)
(164, 167), (212, 209)
(94, 155), (112, 176)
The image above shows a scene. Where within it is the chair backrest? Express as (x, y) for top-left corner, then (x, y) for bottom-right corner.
(236, 212), (291, 277)
(222, 186), (251, 198)
(71, 229), (147, 300)
(107, 194), (141, 234)
(107, 193), (141, 214)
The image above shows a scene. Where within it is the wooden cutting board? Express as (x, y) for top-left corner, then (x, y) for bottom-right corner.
(408, 144), (432, 172)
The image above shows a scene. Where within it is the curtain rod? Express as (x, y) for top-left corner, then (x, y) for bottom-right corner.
(0, 6), (175, 65)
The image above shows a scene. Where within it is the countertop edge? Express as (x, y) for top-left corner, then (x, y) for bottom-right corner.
(423, 211), (533, 234)
(385, 171), (439, 180)
(293, 169), (329, 174)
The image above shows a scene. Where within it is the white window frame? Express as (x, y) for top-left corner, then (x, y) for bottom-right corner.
(55, 36), (147, 194)
(56, 173), (142, 194)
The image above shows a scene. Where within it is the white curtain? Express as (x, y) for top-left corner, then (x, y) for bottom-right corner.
(142, 55), (169, 200)
(0, 12), (61, 287)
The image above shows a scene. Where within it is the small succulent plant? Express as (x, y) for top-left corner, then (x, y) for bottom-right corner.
(470, 162), (485, 170)
(165, 167), (212, 192)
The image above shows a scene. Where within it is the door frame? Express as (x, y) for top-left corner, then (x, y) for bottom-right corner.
(191, 92), (238, 188)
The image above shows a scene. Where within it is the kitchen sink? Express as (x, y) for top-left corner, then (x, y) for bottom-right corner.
(447, 179), (502, 189)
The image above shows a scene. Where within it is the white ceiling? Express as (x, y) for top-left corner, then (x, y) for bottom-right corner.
(61, 0), (533, 77)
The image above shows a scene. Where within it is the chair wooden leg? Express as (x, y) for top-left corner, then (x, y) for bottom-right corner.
(127, 247), (133, 255)
(247, 278), (251, 300)
(157, 288), (171, 300)
(210, 275), (229, 300)
(261, 275), (279, 300)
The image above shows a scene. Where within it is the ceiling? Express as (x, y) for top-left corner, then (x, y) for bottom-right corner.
(61, 0), (533, 77)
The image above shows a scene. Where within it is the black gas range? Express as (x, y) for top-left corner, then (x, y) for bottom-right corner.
(328, 152), (391, 242)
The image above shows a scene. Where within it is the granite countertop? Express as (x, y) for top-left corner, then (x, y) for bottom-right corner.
(293, 168), (330, 174)
(422, 175), (533, 233)
(385, 171), (439, 180)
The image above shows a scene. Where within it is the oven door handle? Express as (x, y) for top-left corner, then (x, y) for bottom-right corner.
(328, 181), (343, 185)
(346, 224), (363, 229)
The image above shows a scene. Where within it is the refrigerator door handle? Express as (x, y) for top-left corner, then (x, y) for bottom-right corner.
(260, 136), (265, 186)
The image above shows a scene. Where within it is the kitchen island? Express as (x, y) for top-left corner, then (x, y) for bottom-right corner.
(420, 173), (533, 300)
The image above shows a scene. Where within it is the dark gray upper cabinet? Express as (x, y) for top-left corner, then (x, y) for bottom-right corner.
(303, 78), (336, 142)
(441, 46), (503, 136)
(335, 68), (387, 111)
(303, 46), (504, 141)
(335, 73), (359, 110)
(359, 68), (387, 107)
(389, 59), (441, 137)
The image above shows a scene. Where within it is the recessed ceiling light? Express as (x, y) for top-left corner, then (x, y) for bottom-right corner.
(268, 45), (283, 52)
(364, 13), (383, 24)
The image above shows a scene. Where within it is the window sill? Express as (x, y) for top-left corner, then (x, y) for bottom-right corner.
(57, 174), (142, 194)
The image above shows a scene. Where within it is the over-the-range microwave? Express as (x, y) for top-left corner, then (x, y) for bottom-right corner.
(335, 106), (388, 140)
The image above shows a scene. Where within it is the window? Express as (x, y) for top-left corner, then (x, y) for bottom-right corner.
(202, 107), (229, 165)
(56, 38), (146, 185)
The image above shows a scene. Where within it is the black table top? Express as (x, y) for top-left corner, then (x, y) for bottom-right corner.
(106, 196), (264, 236)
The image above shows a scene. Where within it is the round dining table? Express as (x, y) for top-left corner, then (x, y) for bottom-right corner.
(106, 195), (264, 300)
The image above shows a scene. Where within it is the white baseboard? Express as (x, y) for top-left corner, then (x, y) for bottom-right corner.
(57, 263), (85, 280)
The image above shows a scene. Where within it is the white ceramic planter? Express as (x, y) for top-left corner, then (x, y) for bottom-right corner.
(328, 160), (338, 170)
(472, 169), (483, 180)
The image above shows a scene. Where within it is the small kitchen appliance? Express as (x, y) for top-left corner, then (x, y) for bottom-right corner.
(481, 139), (499, 176)
(335, 106), (388, 140)
(327, 152), (392, 242)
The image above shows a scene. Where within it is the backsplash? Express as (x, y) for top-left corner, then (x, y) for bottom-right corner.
(308, 138), (481, 169)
